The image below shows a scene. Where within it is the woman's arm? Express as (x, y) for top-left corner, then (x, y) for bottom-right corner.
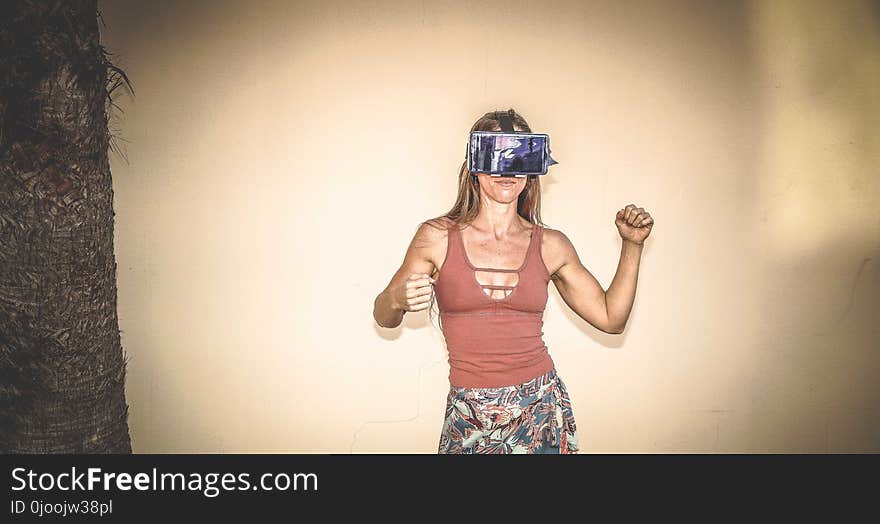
(373, 221), (442, 328)
(546, 230), (646, 334)
(546, 229), (620, 334)
(604, 240), (644, 333)
(605, 204), (653, 332)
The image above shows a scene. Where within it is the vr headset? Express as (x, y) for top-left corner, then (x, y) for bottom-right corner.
(466, 110), (559, 177)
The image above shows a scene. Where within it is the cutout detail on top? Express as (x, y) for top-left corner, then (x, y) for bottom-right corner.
(474, 269), (520, 300)
(457, 225), (536, 303)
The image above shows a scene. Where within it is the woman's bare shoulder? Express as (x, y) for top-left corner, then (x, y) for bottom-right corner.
(414, 217), (457, 274)
(540, 224), (573, 249)
(418, 216), (460, 239)
(411, 216), (456, 249)
(421, 215), (456, 230)
(538, 224), (580, 274)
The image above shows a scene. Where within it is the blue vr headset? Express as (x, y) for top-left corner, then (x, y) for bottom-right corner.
(466, 110), (559, 177)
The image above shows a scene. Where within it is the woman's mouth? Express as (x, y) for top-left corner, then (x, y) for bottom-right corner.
(494, 179), (516, 187)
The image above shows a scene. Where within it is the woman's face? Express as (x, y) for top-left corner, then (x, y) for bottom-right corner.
(476, 173), (527, 204)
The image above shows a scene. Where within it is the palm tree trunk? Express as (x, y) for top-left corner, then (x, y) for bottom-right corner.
(0, 0), (133, 453)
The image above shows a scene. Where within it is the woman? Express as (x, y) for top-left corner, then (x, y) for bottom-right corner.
(373, 108), (653, 454)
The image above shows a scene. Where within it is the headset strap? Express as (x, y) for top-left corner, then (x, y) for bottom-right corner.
(496, 110), (515, 133)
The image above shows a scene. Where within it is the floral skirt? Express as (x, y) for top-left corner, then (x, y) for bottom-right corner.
(437, 368), (579, 454)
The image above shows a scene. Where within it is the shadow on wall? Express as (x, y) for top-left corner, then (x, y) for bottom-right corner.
(744, 0), (880, 451)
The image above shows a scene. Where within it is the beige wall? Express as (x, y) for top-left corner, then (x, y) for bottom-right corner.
(99, 0), (879, 453)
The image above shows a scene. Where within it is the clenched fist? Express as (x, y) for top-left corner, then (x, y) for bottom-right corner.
(393, 273), (436, 312)
(615, 204), (654, 245)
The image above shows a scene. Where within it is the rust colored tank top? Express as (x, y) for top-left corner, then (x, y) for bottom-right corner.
(433, 222), (555, 388)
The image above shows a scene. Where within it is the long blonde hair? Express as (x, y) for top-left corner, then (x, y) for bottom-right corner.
(424, 108), (548, 333)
